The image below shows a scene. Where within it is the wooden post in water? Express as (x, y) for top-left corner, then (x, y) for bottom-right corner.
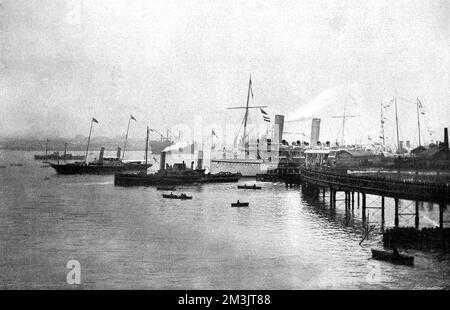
(439, 204), (444, 229)
(357, 192), (360, 207)
(394, 198), (399, 228)
(362, 193), (366, 223)
(351, 192), (354, 210)
(381, 196), (385, 232)
(415, 201), (420, 230)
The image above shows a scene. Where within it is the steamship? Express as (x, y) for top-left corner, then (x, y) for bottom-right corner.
(49, 117), (152, 175)
(209, 77), (279, 177)
(48, 147), (152, 175)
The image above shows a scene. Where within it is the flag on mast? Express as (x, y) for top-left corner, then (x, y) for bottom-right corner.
(92, 117), (98, 124)
(260, 108), (270, 122)
(417, 98), (423, 109)
(130, 114), (137, 121)
(249, 76), (253, 98)
(212, 130), (218, 138)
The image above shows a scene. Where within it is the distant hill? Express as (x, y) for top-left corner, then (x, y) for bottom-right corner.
(0, 137), (173, 152)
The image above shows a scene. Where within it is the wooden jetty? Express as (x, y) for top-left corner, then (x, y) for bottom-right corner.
(282, 167), (449, 231)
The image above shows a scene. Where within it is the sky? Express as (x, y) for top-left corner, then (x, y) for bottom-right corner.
(0, 0), (449, 147)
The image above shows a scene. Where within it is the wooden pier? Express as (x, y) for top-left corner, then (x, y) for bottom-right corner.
(283, 167), (450, 230)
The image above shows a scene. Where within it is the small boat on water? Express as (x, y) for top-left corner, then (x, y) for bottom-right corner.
(157, 186), (177, 191)
(0, 165), (6, 169)
(231, 201), (249, 207)
(371, 249), (414, 266)
(162, 193), (192, 200)
(10, 163), (24, 167)
(237, 184), (262, 190)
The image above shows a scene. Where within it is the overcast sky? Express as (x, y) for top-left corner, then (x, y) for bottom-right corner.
(0, 0), (448, 146)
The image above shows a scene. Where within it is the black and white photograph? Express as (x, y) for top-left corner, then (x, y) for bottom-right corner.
(0, 0), (449, 294)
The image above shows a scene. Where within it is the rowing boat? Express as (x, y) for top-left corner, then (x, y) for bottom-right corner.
(162, 193), (192, 200)
(371, 249), (414, 266)
(231, 201), (249, 207)
(237, 184), (261, 190)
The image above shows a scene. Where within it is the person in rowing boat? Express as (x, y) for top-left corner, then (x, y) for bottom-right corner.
(237, 200), (240, 205)
(253, 184), (256, 188)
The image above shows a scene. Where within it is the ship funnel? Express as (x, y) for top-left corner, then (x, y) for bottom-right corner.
(274, 115), (285, 144)
(444, 128), (449, 148)
(116, 147), (121, 159)
(159, 151), (166, 171)
(99, 147), (105, 163)
(310, 118), (321, 146)
(196, 150), (203, 170)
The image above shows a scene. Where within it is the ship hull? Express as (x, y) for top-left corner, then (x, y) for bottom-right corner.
(210, 159), (276, 177)
(114, 172), (241, 187)
(34, 154), (85, 161)
(49, 163), (151, 175)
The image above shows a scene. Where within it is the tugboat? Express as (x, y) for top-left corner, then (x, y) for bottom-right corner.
(115, 150), (241, 186)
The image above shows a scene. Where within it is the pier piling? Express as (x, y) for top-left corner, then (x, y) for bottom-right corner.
(395, 198), (399, 228)
(415, 201), (420, 230)
(362, 193), (366, 223)
(381, 196), (385, 232)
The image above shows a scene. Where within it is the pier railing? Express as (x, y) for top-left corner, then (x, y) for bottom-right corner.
(298, 167), (450, 204)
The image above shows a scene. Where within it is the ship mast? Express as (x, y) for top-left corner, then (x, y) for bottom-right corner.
(416, 97), (422, 147)
(85, 118), (98, 163)
(227, 75), (267, 157)
(394, 97), (401, 153)
(145, 126), (149, 165)
(332, 101), (357, 146)
(380, 101), (386, 147)
(122, 114), (136, 160)
(242, 76), (252, 157)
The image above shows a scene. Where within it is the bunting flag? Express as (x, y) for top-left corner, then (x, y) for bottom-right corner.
(417, 98), (423, 109)
(92, 117), (98, 124)
(263, 116), (270, 123)
(130, 114), (137, 121)
(260, 108), (268, 115)
(212, 130), (218, 138)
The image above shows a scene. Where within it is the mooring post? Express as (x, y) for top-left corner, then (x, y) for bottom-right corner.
(351, 192), (354, 209)
(331, 189), (336, 209)
(344, 191), (348, 210)
(415, 201), (420, 230)
(439, 204), (444, 229)
(362, 193), (366, 223)
(394, 198), (399, 228)
(357, 192), (360, 206)
(323, 187), (326, 200)
(330, 187), (333, 208)
(381, 196), (385, 232)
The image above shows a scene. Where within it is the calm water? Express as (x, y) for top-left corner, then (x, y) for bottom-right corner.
(0, 150), (449, 289)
